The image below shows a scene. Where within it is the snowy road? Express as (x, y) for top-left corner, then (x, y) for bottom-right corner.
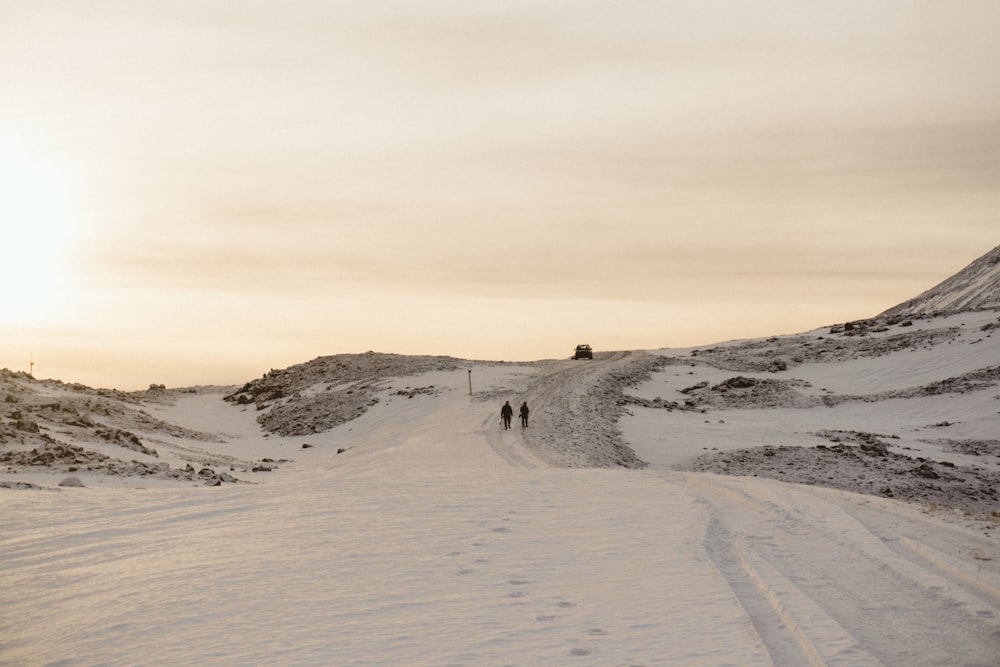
(2, 355), (999, 665)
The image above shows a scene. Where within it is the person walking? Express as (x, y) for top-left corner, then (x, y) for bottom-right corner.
(500, 401), (513, 430)
(519, 402), (529, 428)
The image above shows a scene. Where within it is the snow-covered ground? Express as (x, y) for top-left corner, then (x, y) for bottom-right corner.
(2, 312), (998, 665)
(624, 312), (1000, 515)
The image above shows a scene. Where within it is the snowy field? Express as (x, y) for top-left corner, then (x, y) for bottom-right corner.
(2, 311), (999, 665)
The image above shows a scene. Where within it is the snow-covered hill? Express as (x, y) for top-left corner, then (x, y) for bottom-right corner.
(881, 244), (1000, 317)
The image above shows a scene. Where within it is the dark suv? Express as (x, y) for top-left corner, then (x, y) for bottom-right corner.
(573, 344), (593, 360)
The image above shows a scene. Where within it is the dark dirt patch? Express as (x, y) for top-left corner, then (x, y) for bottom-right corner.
(927, 439), (1000, 459)
(677, 443), (999, 517)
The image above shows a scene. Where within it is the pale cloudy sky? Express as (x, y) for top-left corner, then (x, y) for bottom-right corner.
(2, 1), (998, 389)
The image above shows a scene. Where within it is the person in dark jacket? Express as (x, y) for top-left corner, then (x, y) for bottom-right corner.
(519, 402), (529, 427)
(500, 401), (513, 429)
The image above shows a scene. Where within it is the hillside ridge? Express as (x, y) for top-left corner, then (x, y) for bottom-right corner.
(880, 244), (1000, 318)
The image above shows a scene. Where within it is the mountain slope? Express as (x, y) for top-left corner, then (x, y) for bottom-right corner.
(880, 244), (1000, 318)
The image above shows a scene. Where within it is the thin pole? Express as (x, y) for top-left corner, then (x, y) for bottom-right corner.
(468, 369), (472, 395)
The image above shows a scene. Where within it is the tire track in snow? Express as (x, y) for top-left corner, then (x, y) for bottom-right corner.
(694, 478), (880, 667)
(701, 513), (844, 667)
(831, 495), (1000, 610)
(895, 536), (1000, 606)
(685, 473), (1000, 666)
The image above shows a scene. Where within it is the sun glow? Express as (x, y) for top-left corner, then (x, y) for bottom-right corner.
(0, 154), (79, 320)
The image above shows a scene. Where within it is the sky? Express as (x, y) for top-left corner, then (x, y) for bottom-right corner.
(2, 1), (998, 390)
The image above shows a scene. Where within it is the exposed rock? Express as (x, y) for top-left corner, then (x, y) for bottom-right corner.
(0, 481), (42, 490)
(678, 376), (815, 410)
(96, 428), (158, 457)
(0, 442), (110, 467)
